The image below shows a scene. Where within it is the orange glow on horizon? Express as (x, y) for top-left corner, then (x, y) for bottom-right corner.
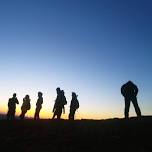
(0, 98), (124, 120)
(0, 107), (123, 120)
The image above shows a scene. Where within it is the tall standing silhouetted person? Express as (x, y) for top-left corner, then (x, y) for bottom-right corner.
(69, 92), (79, 120)
(52, 88), (67, 119)
(34, 92), (43, 120)
(7, 93), (19, 120)
(20, 95), (31, 119)
(121, 81), (141, 118)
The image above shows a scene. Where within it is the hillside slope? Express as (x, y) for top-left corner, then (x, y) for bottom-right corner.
(0, 117), (152, 152)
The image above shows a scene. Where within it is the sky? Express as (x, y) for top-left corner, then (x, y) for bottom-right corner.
(0, 0), (152, 119)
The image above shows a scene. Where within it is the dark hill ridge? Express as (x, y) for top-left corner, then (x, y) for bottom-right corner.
(0, 116), (152, 152)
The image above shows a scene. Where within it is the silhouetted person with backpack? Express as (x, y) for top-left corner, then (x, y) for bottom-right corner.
(121, 81), (141, 118)
(20, 95), (31, 120)
(34, 92), (43, 120)
(52, 88), (67, 119)
(69, 92), (79, 120)
(7, 93), (19, 120)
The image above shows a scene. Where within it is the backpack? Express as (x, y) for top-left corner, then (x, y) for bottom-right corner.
(75, 100), (79, 109)
(62, 96), (67, 105)
(27, 102), (31, 110)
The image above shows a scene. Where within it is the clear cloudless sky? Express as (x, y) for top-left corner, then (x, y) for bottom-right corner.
(0, 0), (152, 119)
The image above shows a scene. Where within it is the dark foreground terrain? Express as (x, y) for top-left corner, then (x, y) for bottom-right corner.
(0, 116), (152, 152)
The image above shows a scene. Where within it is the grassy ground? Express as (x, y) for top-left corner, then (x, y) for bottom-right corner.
(0, 116), (152, 152)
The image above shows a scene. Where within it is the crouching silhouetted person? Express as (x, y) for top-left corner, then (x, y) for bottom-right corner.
(34, 92), (43, 120)
(20, 95), (31, 119)
(121, 81), (141, 118)
(7, 93), (19, 120)
(69, 92), (79, 120)
(52, 88), (67, 119)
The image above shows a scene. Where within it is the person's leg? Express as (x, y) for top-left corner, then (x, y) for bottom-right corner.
(52, 110), (56, 119)
(7, 111), (10, 120)
(34, 108), (38, 120)
(69, 109), (72, 120)
(70, 109), (75, 120)
(124, 98), (130, 118)
(7, 110), (11, 120)
(20, 110), (26, 119)
(132, 97), (141, 117)
(68, 113), (71, 119)
(72, 110), (76, 120)
(57, 108), (62, 120)
(11, 110), (15, 120)
(23, 110), (27, 119)
(37, 108), (41, 120)
(20, 111), (23, 119)
(10, 111), (13, 120)
(34, 111), (37, 120)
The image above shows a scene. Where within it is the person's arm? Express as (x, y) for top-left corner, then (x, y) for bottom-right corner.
(77, 101), (79, 109)
(52, 102), (56, 113)
(36, 99), (38, 106)
(63, 96), (67, 105)
(16, 98), (19, 104)
(63, 106), (65, 114)
(41, 98), (43, 104)
(121, 85), (125, 96)
(134, 85), (138, 96)
(8, 99), (10, 108)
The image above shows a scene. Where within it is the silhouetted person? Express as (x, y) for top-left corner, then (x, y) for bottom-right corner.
(7, 93), (19, 120)
(121, 81), (141, 118)
(20, 95), (31, 120)
(52, 88), (67, 119)
(69, 92), (79, 120)
(34, 92), (43, 120)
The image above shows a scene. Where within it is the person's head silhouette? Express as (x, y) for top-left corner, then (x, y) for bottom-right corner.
(38, 92), (43, 98)
(25, 95), (29, 100)
(128, 80), (133, 83)
(127, 80), (135, 86)
(56, 87), (61, 95)
(13, 93), (17, 98)
(72, 92), (77, 98)
(61, 90), (65, 95)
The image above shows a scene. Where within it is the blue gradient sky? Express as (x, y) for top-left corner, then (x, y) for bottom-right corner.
(0, 0), (152, 119)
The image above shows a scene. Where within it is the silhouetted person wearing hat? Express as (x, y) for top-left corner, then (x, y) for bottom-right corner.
(121, 81), (141, 118)
(34, 92), (43, 120)
(20, 95), (31, 120)
(69, 92), (79, 120)
(7, 93), (19, 120)
(52, 88), (67, 119)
